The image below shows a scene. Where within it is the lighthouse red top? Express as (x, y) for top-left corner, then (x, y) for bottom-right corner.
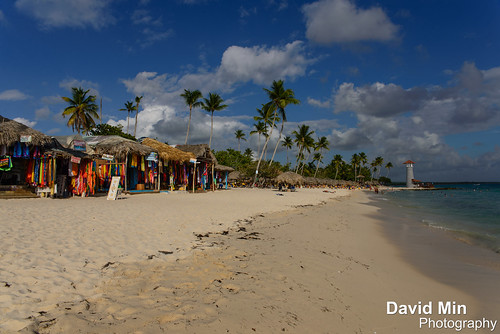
(403, 160), (415, 164)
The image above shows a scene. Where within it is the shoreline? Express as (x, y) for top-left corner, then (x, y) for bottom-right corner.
(18, 190), (500, 333)
(368, 192), (500, 317)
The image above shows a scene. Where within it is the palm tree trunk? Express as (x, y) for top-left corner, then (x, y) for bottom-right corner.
(127, 112), (130, 134)
(209, 111), (214, 149)
(294, 145), (303, 173)
(134, 104), (140, 137)
(238, 139), (241, 152)
(185, 106), (192, 145)
(335, 166), (339, 180)
(314, 159), (320, 178)
(252, 114), (277, 187)
(268, 122), (284, 166)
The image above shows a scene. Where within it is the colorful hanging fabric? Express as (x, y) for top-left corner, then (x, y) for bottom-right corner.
(0, 156), (13, 171)
(131, 154), (138, 168)
(141, 156), (145, 171)
(13, 142), (22, 158)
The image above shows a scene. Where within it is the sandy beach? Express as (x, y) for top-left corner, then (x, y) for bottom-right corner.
(2, 188), (500, 333)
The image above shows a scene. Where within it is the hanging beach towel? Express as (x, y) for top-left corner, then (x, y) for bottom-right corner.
(0, 156), (13, 171)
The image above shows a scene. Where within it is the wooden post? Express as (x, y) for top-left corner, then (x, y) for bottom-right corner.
(124, 155), (128, 192)
(211, 163), (215, 191)
(158, 160), (161, 191)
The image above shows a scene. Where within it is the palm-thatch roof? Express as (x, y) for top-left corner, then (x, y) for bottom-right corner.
(275, 171), (305, 185)
(214, 164), (234, 172)
(84, 135), (154, 160)
(228, 170), (242, 181)
(176, 144), (217, 164)
(43, 138), (90, 159)
(141, 138), (195, 163)
(0, 115), (52, 147)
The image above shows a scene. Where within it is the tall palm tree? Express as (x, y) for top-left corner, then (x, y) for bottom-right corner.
(254, 104), (277, 160)
(119, 101), (136, 134)
(385, 162), (393, 177)
(265, 80), (300, 166)
(244, 148), (253, 160)
(314, 136), (330, 178)
(312, 152), (323, 178)
(358, 152), (368, 171)
(62, 87), (99, 134)
(201, 92), (228, 149)
(292, 124), (314, 173)
(234, 129), (246, 152)
(133, 95), (143, 138)
(332, 154), (343, 180)
(374, 156), (384, 178)
(351, 153), (361, 182)
(180, 89), (203, 145)
(250, 121), (267, 154)
(253, 80), (299, 187)
(281, 135), (293, 165)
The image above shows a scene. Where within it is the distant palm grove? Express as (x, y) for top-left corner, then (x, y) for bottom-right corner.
(62, 80), (393, 185)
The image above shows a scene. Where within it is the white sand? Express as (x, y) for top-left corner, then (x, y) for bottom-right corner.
(0, 188), (348, 332)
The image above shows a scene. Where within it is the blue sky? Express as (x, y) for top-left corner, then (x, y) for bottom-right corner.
(1, 0), (500, 182)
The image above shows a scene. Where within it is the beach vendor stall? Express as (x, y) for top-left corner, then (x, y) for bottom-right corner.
(141, 138), (195, 191)
(214, 164), (234, 190)
(84, 136), (155, 193)
(0, 115), (53, 198)
(176, 144), (217, 191)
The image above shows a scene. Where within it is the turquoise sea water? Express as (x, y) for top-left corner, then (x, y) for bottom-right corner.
(379, 183), (500, 253)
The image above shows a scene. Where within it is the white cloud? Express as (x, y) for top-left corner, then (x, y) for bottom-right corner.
(302, 0), (399, 44)
(307, 97), (331, 108)
(59, 78), (100, 97)
(217, 41), (313, 86)
(13, 117), (36, 128)
(334, 82), (427, 117)
(35, 107), (52, 120)
(0, 89), (30, 101)
(15, 0), (115, 29)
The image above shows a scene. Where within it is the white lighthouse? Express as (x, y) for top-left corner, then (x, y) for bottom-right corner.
(403, 160), (416, 188)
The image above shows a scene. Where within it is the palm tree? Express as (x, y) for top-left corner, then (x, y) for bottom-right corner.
(282, 135), (293, 165)
(312, 152), (323, 178)
(265, 80), (300, 166)
(250, 121), (267, 154)
(201, 92), (228, 149)
(119, 101), (136, 134)
(351, 153), (361, 181)
(244, 148), (253, 160)
(385, 162), (393, 177)
(62, 87), (99, 134)
(254, 104), (277, 160)
(374, 156), (384, 178)
(133, 95), (143, 138)
(292, 124), (315, 173)
(180, 89), (203, 145)
(234, 129), (246, 152)
(332, 154), (343, 180)
(314, 136), (330, 178)
(358, 152), (368, 171)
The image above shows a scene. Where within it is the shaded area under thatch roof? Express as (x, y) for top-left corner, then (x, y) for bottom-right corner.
(84, 136), (153, 160)
(0, 115), (52, 147)
(275, 171), (305, 185)
(176, 144), (217, 164)
(141, 138), (195, 163)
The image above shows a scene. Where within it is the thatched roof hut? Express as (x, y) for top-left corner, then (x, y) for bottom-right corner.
(43, 138), (90, 159)
(228, 170), (242, 181)
(84, 136), (154, 160)
(215, 164), (234, 173)
(176, 144), (217, 164)
(275, 171), (305, 186)
(141, 138), (195, 163)
(0, 115), (52, 147)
